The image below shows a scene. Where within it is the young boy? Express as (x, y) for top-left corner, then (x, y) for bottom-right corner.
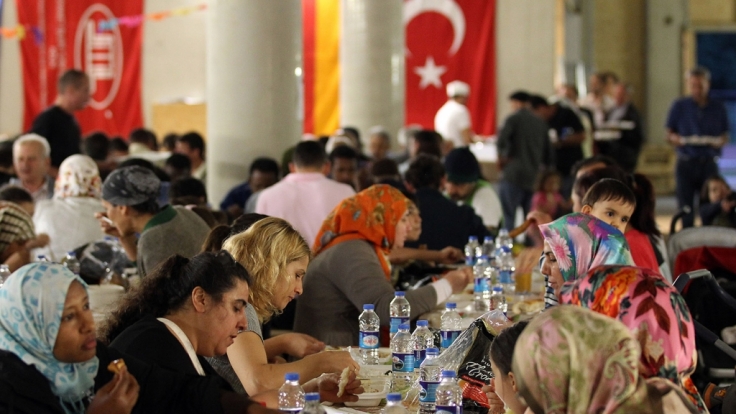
(579, 178), (637, 233)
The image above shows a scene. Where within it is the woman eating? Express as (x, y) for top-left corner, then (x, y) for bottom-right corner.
(560, 265), (706, 411)
(294, 184), (471, 346)
(513, 306), (698, 413)
(214, 217), (358, 394)
(482, 321), (530, 414)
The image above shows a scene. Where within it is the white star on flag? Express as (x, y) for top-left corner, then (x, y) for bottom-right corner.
(414, 56), (446, 89)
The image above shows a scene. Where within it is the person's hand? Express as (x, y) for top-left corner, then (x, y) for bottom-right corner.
(305, 350), (359, 374)
(244, 403), (282, 414)
(437, 247), (464, 264)
(280, 333), (325, 358)
(667, 133), (684, 147)
(721, 199), (736, 213)
(442, 267), (472, 294)
(317, 372), (363, 403)
(95, 212), (123, 238)
(86, 365), (139, 414)
(526, 210), (552, 226)
(24, 233), (50, 249)
(481, 382), (506, 414)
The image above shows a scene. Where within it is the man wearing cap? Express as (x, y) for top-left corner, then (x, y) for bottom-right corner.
(434, 80), (474, 148)
(96, 165), (211, 277)
(443, 147), (502, 230)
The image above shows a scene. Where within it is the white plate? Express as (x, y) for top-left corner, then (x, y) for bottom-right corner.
(344, 377), (388, 407)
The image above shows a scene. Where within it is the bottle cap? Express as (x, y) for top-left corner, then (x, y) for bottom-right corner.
(492, 286), (503, 292)
(498, 229), (509, 236)
(468, 236), (478, 241)
(394, 291), (405, 297)
(445, 302), (456, 309)
(285, 372), (299, 381)
(426, 347), (439, 355)
(386, 393), (402, 402)
(67, 251), (76, 257)
(399, 323), (410, 330)
(363, 304), (374, 310)
(479, 255), (489, 261)
(484, 236), (493, 243)
(416, 320), (428, 327)
(305, 392), (320, 402)
(501, 245), (512, 253)
(441, 370), (457, 378)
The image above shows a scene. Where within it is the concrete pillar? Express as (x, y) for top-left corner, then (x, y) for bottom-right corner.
(206, 0), (302, 205)
(340, 0), (404, 148)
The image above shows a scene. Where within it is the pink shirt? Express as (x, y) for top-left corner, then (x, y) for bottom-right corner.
(255, 172), (355, 247)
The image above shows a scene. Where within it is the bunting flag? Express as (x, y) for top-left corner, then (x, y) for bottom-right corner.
(404, 0), (497, 135)
(17, 1), (144, 136)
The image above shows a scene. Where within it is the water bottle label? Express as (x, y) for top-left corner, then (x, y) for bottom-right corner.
(440, 330), (460, 349)
(499, 270), (513, 284)
(419, 380), (439, 403)
(473, 277), (489, 293)
(359, 331), (379, 349)
(435, 405), (462, 414)
(464, 256), (474, 266)
(414, 348), (427, 366)
(392, 352), (415, 372)
(389, 316), (409, 334)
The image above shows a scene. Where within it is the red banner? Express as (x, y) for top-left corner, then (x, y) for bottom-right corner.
(405, 0), (496, 135)
(17, 0), (144, 136)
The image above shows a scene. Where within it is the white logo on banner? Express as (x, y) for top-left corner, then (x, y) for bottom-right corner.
(74, 4), (123, 110)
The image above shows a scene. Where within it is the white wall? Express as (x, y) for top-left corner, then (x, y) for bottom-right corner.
(0, 0), (207, 135)
(495, 0), (556, 126)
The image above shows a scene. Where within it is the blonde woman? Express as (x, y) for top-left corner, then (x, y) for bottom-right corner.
(209, 217), (357, 395)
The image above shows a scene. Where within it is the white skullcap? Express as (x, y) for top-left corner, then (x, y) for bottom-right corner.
(446, 80), (470, 98)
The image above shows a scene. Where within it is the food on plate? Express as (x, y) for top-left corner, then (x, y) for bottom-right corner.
(511, 299), (544, 315)
(107, 359), (126, 374)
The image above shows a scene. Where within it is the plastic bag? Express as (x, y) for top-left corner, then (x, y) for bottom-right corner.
(77, 238), (134, 282)
(404, 310), (511, 413)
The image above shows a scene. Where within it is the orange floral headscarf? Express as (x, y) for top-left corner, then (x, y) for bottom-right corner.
(313, 185), (410, 279)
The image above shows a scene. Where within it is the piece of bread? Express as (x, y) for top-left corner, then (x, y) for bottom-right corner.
(107, 359), (126, 374)
(337, 366), (358, 397)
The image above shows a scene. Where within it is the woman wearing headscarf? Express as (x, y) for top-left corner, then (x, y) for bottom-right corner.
(513, 306), (698, 413)
(294, 184), (471, 346)
(0, 262), (281, 414)
(560, 265), (707, 412)
(538, 212), (635, 302)
(33, 155), (105, 261)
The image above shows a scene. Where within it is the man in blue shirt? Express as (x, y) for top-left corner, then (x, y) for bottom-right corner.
(666, 67), (729, 228)
(219, 157), (279, 221)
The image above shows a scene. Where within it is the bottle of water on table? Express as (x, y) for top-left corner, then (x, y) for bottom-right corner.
(440, 303), (462, 351)
(412, 320), (433, 368)
(302, 392), (325, 414)
(473, 255), (491, 312)
(490, 286), (507, 314)
(464, 236), (479, 266)
(481, 236), (494, 258)
(278, 372), (305, 413)
(359, 304), (380, 365)
(389, 291), (410, 344)
(497, 246), (516, 295)
(435, 370), (463, 414)
(382, 393), (409, 414)
(495, 228), (513, 251)
(0, 264), (10, 287)
(392, 323), (416, 387)
(419, 348), (442, 414)
(62, 251), (81, 275)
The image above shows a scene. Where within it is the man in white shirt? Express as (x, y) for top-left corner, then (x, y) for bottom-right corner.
(434, 80), (474, 148)
(10, 134), (54, 202)
(256, 140), (355, 247)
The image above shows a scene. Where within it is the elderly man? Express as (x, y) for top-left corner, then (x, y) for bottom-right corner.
(10, 134), (55, 202)
(96, 165), (210, 276)
(443, 147), (502, 230)
(666, 67), (729, 228)
(435, 80), (474, 148)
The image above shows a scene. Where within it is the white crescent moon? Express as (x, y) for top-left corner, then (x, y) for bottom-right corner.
(403, 0), (466, 55)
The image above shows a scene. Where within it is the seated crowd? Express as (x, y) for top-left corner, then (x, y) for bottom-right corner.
(0, 85), (733, 413)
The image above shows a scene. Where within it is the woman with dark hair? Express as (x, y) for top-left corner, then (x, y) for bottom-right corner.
(483, 321), (530, 414)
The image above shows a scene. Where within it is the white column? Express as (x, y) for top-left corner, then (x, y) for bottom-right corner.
(340, 0), (404, 147)
(206, 0), (302, 204)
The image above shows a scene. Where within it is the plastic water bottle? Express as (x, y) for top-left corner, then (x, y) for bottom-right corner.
(463, 236), (479, 266)
(302, 392), (325, 414)
(495, 229), (513, 251)
(36, 255), (50, 263)
(412, 320), (434, 368)
(439, 303), (462, 351)
(419, 348), (442, 414)
(497, 246), (516, 295)
(359, 304), (380, 364)
(382, 393), (409, 414)
(473, 256), (491, 312)
(278, 372), (305, 413)
(62, 251), (81, 275)
(391, 323), (416, 385)
(0, 264), (10, 287)
(490, 286), (507, 314)
(389, 291), (411, 343)
(481, 236), (494, 258)
(435, 370), (463, 414)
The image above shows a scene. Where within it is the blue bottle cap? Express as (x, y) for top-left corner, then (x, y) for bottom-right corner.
(441, 370), (456, 378)
(399, 323), (410, 330)
(445, 302), (456, 309)
(67, 251), (76, 256)
(285, 372), (299, 381)
(492, 286), (503, 292)
(483, 236), (493, 243)
(416, 320), (428, 327)
(305, 392), (320, 402)
(479, 255), (489, 261)
(501, 245), (512, 253)
(394, 291), (405, 297)
(363, 304), (374, 310)
(426, 347), (439, 355)
(386, 393), (402, 402)
(468, 236), (478, 241)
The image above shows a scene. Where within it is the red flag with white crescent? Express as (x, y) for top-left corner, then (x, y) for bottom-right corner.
(404, 0), (496, 135)
(17, 0), (144, 136)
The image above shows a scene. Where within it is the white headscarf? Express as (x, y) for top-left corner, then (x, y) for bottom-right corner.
(54, 155), (101, 199)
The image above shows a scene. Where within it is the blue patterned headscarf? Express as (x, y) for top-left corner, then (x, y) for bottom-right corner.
(0, 263), (98, 413)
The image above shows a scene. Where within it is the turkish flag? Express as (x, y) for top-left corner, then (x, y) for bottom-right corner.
(404, 0), (496, 135)
(17, 0), (144, 136)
